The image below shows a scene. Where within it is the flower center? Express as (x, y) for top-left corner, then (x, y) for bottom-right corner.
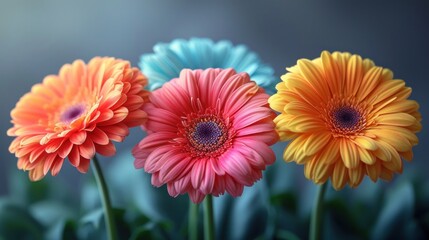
(181, 113), (232, 157)
(60, 104), (86, 123)
(323, 99), (367, 137)
(332, 106), (360, 129)
(192, 121), (223, 145)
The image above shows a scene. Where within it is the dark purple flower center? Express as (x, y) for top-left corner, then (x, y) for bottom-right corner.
(60, 104), (86, 123)
(192, 121), (223, 145)
(182, 113), (232, 157)
(332, 106), (360, 129)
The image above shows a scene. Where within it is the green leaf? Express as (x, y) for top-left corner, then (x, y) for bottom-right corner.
(45, 219), (78, 240)
(371, 181), (414, 240)
(0, 198), (44, 240)
(8, 171), (50, 204)
(79, 207), (132, 240)
(270, 191), (298, 214)
(106, 151), (187, 238)
(29, 200), (76, 226)
(80, 208), (104, 229)
(129, 222), (170, 240)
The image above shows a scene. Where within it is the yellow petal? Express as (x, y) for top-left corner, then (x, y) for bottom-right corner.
(284, 101), (315, 115)
(340, 139), (359, 169)
(357, 66), (382, 100)
(348, 165), (364, 187)
(374, 141), (392, 162)
(283, 135), (307, 162)
(372, 128), (412, 152)
(298, 59), (330, 98)
(353, 136), (378, 150)
(313, 160), (334, 184)
(366, 161), (381, 182)
(401, 150), (413, 161)
(287, 116), (322, 132)
(331, 161), (348, 190)
(377, 113), (417, 127)
(317, 139), (340, 165)
(382, 148), (402, 172)
(377, 100), (419, 115)
(380, 167), (393, 181)
(346, 54), (364, 96)
(303, 133), (331, 156)
(357, 147), (376, 165)
(321, 51), (342, 94)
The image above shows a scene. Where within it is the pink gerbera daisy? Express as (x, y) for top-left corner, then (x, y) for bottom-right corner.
(132, 68), (278, 203)
(8, 57), (148, 181)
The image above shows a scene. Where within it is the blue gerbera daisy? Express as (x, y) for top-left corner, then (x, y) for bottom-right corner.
(140, 38), (276, 92)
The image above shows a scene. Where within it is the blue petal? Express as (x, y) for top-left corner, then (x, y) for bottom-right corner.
(140, 38), (276, 93)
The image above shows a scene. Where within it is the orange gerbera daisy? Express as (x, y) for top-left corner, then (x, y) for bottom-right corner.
(269, 51), (422, 189)
(8, 57), (148, 181)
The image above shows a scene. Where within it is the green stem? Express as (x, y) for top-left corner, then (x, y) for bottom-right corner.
(309, 182), (328, 240)
(203, 195), (215, 240)
(91, 155), (117, 240)
(188, 200), (199, 240)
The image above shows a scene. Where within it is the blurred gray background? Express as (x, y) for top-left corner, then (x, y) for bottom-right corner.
(0, 0), (428, 196)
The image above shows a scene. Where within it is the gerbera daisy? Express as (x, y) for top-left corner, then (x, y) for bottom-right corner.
(269, 51), (421, 189)
(8, 57), (148, 181)
(133, 68), (278, 203)
(139, 37), (276, 92)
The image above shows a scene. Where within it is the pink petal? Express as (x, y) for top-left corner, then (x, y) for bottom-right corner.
(200, 164), (215, 195)
(208, 69), (236, 106)
(89, 128), (110, 145)
(159, 155), (191, 183)
(224, 175), (244, 197)
(151, 80), (191, 114)
(211, 175), (226, 196)
(144, 104), (179, 132)
(43, 154), (57, 175)
(224, 82), (258, 116)
(191, 160), (206, 189)
(57, 140), (73, 158)
(77, 158), (90, 173)
(95, 142), (116, 156)
(219, 150), (252, 185)
(51, 158), (65, 176)
(29, 147), (47, 163)
(235, 139), (276, 166)
(143, 147), (177, 173)
(167, 183), (180, 197)
(125, 95), (144, 111)
(100, 124), (129, 142)
(68, 146), (80, 167)
(188, 189), (205, 204)
(70, 131), (87, 145)
(173, 175), (192, 194)
(79, 139), (95, 159)
(124, 110), (147, 127)
(151, 172), (163, 187)
(45, 138), (65, 153)
(209, 157), (225, 175)
(99, 107), (128, 126)
(233, 107), (273, 130)
(96, 109), (114, 123)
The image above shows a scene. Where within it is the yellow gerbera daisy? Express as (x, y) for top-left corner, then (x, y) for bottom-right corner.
(269, 51), (422, 189)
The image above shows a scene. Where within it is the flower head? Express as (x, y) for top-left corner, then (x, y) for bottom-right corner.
(269, 51), (421, 189)
(133, 68), (278, 203)
(8, 57), (148, 181)
(140, 38), (275, 92)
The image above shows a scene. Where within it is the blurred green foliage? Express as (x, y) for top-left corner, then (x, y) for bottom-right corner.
(1, 150), (428, 240)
